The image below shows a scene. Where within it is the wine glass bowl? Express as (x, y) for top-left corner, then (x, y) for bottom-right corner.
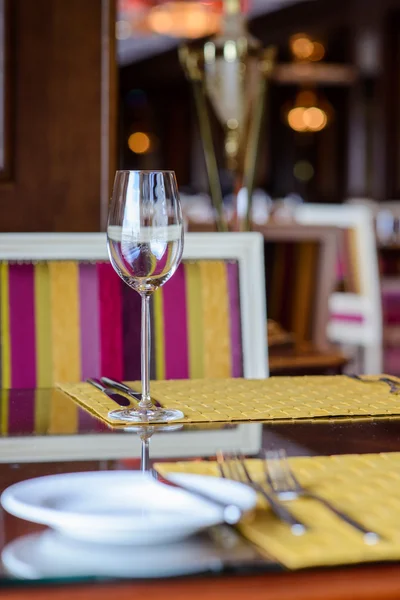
(108, 170), (184, 295)
(106, 170), (184, 423)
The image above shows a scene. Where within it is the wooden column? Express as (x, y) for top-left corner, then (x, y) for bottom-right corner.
(0, 0), (116, 232)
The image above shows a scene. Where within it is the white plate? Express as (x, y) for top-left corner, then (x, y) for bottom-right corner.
(2, 530), (224, 580)
(1, 471), (256, 545)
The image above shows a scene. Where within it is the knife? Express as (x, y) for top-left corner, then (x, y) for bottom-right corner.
(152, 469), (244, 525)
(86, 378), (132, 407)
(100, 377), (162, 408)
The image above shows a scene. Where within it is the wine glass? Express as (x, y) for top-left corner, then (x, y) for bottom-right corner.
(107, 170), (184, 422)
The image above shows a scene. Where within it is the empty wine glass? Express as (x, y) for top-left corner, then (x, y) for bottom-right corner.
(107, 170), (184, 422)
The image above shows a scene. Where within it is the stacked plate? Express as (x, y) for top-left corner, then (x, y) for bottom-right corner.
(1, 471), (256, 579)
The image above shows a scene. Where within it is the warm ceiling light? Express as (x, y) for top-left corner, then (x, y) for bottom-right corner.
(303, 107), (327, 131)
(287, 106), (328, 132)
(290, 34), (314, 60)
(287, 107), (308, 132)
(128, 132), (151, 154)
(147, 2), (220, 39)
(310, 41), (325, 62)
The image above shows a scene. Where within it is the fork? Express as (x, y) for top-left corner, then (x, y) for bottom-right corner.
(265, 449), (381, 545)
(217, 451), (307, 536)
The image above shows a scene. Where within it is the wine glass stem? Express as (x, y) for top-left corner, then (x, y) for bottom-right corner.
(140, 438), (150, 472)
(140, 293), (153, 410)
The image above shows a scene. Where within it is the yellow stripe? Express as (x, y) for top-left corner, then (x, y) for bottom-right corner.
(153, 288), (165, 380)
(200, 261), (231, 378)
(34, 389), (52, 435)
(48, 388), (78, 434)
(0, 389), (8, 435)
(185, 262), (204, 378)
(49, 262), (81, 383)
(34, 263), (53, 434)
(34, 263), (53, 388)
(0, 262), (11, 388)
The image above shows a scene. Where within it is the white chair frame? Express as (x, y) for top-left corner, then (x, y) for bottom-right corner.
(0, 232), (268, 462)
(294, 204), (382, 374)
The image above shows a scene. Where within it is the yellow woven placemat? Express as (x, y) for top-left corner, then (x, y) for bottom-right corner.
(57, 375), (400, 426)
(156, 452), (400, 570)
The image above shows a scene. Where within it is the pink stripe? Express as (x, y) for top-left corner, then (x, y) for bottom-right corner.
(121, 283), (142, 381)
(8, 389), (35, 434)
(79, 264), (101, 380)
(382, 291), (400, 298)
(97, 263), (123, 380)
(163, 264), (189, 379)
(227, 262), (243, 377)
(77, 405), (108, 432)
(330, 313), (365, 323)
(384, 349), (400, 375)
(9, 264), (36, 388)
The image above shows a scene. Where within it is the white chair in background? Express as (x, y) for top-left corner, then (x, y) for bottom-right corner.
(294, 203), (382, 374)
(347, 198), (395, 244)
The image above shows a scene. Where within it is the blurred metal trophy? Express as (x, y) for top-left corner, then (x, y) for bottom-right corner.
(180, 0), (275, 231)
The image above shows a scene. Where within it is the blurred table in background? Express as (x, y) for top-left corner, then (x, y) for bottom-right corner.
(269, 342), (347, 375)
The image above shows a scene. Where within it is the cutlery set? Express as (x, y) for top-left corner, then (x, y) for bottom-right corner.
(217, 451), (306, 536)
(216, 449), (381, 543)
(88, 376), (383, 543)
(153, 449), (381, 544)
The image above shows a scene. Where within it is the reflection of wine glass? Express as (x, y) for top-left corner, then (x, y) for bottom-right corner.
(123, 424), (184, 472)
(107, 171), (184, 423)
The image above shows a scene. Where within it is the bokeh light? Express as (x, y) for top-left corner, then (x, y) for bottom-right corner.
(290, 34), (314, 60)
(290, 34), (325, 62)
(287, 106), (328, 132)
(128, 132), (151, 154)
(288, 107), (308, 132)
(294, 160), (315, 182)
(116, 20), (132, 40)
(310, 41), (325, 61)
(147, 2), (220, 38)
(303, 107), (327, 131)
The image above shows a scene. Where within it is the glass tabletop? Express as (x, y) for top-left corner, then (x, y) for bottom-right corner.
(1, 387), (400, 585)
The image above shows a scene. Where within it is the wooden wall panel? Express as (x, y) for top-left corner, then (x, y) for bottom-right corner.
(0, 0), (116, 232)
(0, 0), (13, 181)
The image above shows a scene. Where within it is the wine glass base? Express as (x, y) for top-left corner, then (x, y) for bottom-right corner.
(108, 407), (184, 424)
(123, 424), (184, 433)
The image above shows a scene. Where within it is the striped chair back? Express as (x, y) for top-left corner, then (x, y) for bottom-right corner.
(0, 259), (243, 388)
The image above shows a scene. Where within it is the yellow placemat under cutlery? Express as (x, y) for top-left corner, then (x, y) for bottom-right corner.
(57, 375), (400, 426)
(156, 452), (400, 570)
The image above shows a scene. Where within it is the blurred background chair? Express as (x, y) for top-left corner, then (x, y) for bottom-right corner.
(0, 232), (267, 387)
(371, 201), (400, 376)
(294, 203), (382, 373)
(254, 222), (347, 375)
